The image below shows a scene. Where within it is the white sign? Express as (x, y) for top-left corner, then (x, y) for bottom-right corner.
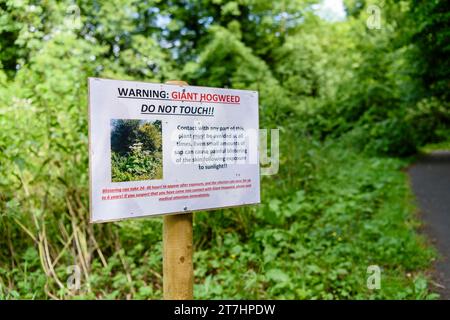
(88, 78), (260, 222)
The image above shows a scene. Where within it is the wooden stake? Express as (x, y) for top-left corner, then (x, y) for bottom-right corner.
(163, 80), (193, 300)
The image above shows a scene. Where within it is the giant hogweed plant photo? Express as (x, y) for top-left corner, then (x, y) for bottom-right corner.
(110, 119), (163, 182)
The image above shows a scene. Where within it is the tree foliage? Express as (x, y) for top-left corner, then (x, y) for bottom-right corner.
(411, 0), (450, 102)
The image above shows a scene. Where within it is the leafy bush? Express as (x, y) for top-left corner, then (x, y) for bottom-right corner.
(406, 98), (450, 146)
(110, 120), (163, 182)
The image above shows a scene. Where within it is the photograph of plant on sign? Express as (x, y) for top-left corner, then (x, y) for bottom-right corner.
(110, 119), (163, 182)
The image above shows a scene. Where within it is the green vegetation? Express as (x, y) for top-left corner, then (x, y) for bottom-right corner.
(0, 0), (449, 299)
(111, 119), (163, 182)
(193, 138), (437, 299)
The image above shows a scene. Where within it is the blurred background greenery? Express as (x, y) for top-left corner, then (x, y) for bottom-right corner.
(0, 0), (449, 299)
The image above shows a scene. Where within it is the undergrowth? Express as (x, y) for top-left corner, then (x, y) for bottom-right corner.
(0, 131), (437, 299)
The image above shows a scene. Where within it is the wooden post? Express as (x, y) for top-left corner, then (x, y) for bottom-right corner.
(163, 80), (194, 300)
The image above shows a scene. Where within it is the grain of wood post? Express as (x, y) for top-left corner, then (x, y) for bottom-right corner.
(163, 80), (194, 300)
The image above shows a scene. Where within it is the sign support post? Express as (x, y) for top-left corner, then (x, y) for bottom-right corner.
(163, 80), (193, 300)
(163, 212), (193, 299)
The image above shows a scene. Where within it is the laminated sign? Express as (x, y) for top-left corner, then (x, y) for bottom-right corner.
(88, 78), (260, 222)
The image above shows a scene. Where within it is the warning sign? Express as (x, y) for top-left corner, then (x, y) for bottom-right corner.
(88, 78), (260, 222)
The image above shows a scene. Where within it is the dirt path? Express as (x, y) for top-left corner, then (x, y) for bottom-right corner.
(408, 151), (450, 299)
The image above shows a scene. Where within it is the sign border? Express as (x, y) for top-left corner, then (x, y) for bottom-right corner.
(87, 77), (260, 223)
